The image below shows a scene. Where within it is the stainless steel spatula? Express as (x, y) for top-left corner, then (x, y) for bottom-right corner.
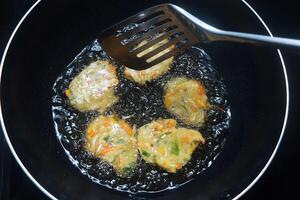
(99, 3), (300, 70)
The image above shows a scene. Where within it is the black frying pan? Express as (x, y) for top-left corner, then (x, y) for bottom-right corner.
(0, 0), (288, 199)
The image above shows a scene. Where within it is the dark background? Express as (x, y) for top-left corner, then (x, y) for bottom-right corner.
(0, 0), (299, 199)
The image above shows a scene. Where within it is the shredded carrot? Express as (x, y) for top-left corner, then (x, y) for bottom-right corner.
(64, 89), (71, 97)
(120, 122), (133, 136)
(165, 119), (176, 128)
(189, 102), (199, 112)
(137, 142), (143, 148)
(164, 92), (174, 109)
(152, 71), (159, 77)
(87, 127), (96, 137)
(196, 81), (205, 95)
(154, 123), (163, 132)
(102, 119), (111, 128)
(98, 145), (114, 156)
(107, 64), (116, 74)
(176, 163), (182, 169)
(124, 70), (130, 77)
(212, 105), (225, 112)
(195, 98), (207, 108)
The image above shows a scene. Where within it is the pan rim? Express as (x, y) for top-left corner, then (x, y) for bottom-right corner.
(0, 0), (289, 200)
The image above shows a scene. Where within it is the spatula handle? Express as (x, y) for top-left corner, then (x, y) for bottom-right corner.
(209, 30), (300, 50)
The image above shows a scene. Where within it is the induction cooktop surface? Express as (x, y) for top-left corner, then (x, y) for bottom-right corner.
(0, 0), (299, 200)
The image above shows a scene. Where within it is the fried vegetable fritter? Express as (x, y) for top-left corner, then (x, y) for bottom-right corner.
(137, 119), (205, 173)
(85, 115), (137, 177)
(164, 77), (210, 127)
(124, 37), (174, 84)
(66, 60), (119, 112)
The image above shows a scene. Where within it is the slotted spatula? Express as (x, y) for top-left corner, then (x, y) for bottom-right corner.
(99, 3), (300, 70)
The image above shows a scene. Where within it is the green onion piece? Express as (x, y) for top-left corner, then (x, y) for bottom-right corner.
(171, 141), (179, 156)
(141, 150), (150, 157)
(103, 135), (110, 142)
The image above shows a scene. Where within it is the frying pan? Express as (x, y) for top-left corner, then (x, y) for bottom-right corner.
(0, 0), (289, 199)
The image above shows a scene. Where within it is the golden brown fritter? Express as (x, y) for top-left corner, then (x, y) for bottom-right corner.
(137, 119), (205, 173)
(85, 115), (137, 177)
(164, 77), (210, 127)
(124, 37), (174, 84)
(65, 60), (119, 112)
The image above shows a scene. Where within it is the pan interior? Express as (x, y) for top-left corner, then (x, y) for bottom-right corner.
(52, 39), (230, 193)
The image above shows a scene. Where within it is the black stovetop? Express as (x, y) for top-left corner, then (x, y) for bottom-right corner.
(0, 0), (299, 199)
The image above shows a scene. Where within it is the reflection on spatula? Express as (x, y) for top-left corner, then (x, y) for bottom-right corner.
(99, 3), (300, 70)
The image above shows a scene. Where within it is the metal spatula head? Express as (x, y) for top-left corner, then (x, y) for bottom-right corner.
(98, 4), (199, 70)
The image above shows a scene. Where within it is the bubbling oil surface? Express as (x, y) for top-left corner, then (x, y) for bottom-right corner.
(52, 40), (231, 194)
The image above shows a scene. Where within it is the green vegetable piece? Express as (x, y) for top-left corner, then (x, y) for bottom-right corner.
(103, 135), (110, 142)
(141, 150), (150, 157)
(171, 141), (179, 156)
(120, 165), (134, 177)
(163, 132), (171, 136)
